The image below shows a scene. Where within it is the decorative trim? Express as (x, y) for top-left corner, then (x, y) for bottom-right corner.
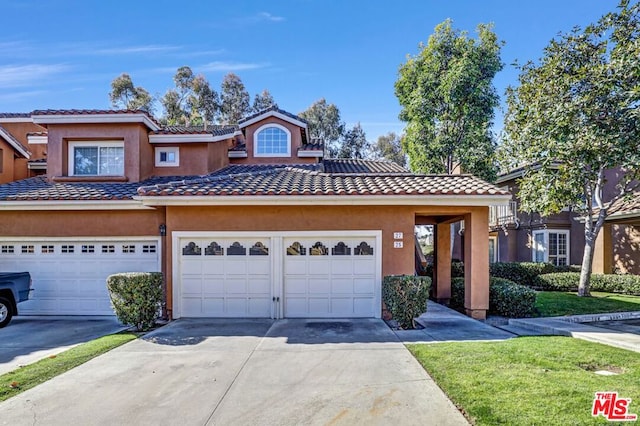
(27, 135), (48, 145)
(239, 110), (308, 130)
(228, 150), (248, 158)
(0, 127), (30, 158)
(0, 117), (32, 123)
(27, 162), (47, 170)
(297, 150), (323, 158)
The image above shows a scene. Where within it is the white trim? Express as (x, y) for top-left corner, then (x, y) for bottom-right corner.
(607, 209), (640, 221)
(137, 194), (512, 207)
(297, 150), (323, 158)
(0, 201), (155, 211)
(228, 151), (248, 158)
(68, 140), (124, 177)
(155, 147), (180, 167)
(531, 229), (570, 265)
(239, 110), (308, 130)
(27, 135), (48, 145)
(27, 162), (47, 170)
(32, 113), (161, 131)
(253, 123), (291, 158)
(489, 235), (498, 263)
(149, 134), (230, 144)
(171, 230), (382, 320)
(0, 127), (30, 158)
(0, 117), (32, 123)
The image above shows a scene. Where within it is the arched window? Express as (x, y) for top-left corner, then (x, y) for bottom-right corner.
(254, 124), (291, 157)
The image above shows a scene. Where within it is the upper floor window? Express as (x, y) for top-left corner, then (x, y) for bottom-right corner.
(69, 141), (124, 176)
(254, 124), (291, 157)
(155, 147), (179, 167)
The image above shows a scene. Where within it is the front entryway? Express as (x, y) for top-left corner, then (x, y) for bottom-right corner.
(174, 232), (382, 319)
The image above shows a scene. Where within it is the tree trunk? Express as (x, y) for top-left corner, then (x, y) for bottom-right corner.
(578, 239), (594, 297)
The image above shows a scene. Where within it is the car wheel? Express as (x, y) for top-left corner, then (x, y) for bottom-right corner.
(0, 297), (13, 328)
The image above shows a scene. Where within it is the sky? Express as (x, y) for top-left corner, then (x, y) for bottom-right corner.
(0, 1), (620, 140)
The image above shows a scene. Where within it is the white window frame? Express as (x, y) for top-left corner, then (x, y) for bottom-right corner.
(253, 123), (291, 158)
(531, 229), (570, 266)
(155, 147), (180, 167)
(489, 236), (498, 263)
(68, 140), (124, 176)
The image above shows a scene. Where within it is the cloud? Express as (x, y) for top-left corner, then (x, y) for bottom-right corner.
(234, 12), (285, 25)
(256, 12), (285, 22)
(92, 44), (182, 55)
(198, 61), (269, 72)
(0, 89), (48, 102)
(0, 64), (70, 88)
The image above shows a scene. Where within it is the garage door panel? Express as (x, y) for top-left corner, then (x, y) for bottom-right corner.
(225, 279), (248, 294)
(248, 298), (271, 316)
(285, 258), (307, 275)
(308, 278), (330, 294)
(308, 259), (330, 275)
(354, 259), (375, 274)
(331, 278), (353, 293)
(248, 278), (270, 294)
(354, 278), (375, 294)
(226, 298), (248, 316)
(201, 259), (223, 274)
(202, 280), (224, 295)
(225, 259), (249, 275)
(247, 259), (270, 275)
(182, 298), (204, 316)
(354, 298), (375, 316)
(285, 277), (307, 294)
(308, 298), (330, 314)
(182, 277), (203, 295)
(284, 298), (306, 316)
(331, 259), (353, 275)
(331, 298), (352, 314)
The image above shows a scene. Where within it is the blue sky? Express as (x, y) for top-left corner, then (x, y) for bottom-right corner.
(0, 1), (618, 140)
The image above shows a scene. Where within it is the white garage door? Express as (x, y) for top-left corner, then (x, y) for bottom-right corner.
(0, 239), (160, 315)
(179, 238), (272, 317)
(175, 232), (381, 319)
(284, 237), (377, 318)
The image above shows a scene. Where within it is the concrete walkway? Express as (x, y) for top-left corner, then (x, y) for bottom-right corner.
(0, 318), (469, 426)
(506, 311), (640, 353)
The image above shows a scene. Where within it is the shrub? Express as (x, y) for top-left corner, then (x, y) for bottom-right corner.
(489, 262), (556, 288)
(107, 272), (163, 331)
(449, 277), (537, 318)
(382, 275), (431, 329)
(423, 261), (465, 279)
(537, 272), (640, 295)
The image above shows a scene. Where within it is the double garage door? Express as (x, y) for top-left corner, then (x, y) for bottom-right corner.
(176, 232), (381, 319)
(0, 239), (160, 315)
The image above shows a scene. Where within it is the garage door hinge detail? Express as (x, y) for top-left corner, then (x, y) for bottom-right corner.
(272, 296), (280, 302)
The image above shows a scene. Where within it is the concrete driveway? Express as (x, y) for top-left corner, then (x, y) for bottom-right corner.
(0, 316), (125, 376)
(0, 318), (468, 426)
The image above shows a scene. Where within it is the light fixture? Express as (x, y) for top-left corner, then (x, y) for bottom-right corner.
(159, 224), (166, 236)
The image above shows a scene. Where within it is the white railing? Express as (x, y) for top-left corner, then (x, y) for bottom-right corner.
(489, 201), (518, 228)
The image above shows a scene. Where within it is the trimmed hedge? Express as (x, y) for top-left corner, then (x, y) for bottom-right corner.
(424, 261), (465, 279)
(382, 275), (431, 329)
(489, 262), (557, 288)
(537, 272), (640, 296)
(107, 272), (163, 331)
(450, 277), (537, 318)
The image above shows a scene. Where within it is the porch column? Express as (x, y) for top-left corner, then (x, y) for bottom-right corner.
(463, 208), (489, 320)
(433, 223), (451, 303)
(592, 222), (613, 274)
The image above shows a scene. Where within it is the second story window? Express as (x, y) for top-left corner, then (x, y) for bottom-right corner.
(69, 141), (124, 176)
(254, 124), (291, 157)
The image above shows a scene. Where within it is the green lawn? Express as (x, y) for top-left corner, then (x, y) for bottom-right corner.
(409, 337), (640, 425)
(536, 291), (640, 317)
(0, 333), (137, 402)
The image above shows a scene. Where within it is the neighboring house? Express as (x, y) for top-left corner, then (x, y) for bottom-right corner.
(488, 165), (640, 275)
(0, 106), (510, 320)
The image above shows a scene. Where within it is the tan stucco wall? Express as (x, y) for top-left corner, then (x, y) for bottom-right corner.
(46, 123), (148, 182)
(232, 117), (317, 165)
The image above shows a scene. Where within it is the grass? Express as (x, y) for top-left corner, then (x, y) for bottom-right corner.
(536, 291), (640, 317)
(0, 332), (137, 402)
(409, 337), (640, 425)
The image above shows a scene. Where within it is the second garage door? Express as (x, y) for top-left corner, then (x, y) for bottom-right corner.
(175, 232), (381, 319)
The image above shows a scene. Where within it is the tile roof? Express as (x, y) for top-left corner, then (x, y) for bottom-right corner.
(0, 113), (31, 118)
(0, 160), (507, 202)
(0, 175), (193, 201)
(137, 163), (508, 198)
(27, 131), (48, 137)
(0, 125), (30, 157)
(152, 125), (238, 136)
(608, 192), (640, 218)
(31, 109), (162, 128)
(299, 141), (324, 151)
(238, 106), (307, 126)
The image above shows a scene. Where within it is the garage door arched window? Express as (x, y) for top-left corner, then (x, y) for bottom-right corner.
(254, 124), (291, 157)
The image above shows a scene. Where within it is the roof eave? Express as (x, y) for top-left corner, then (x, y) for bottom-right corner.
(0, 127), (30, 158)
(134, 194), (512, 207)
(32, 113), (162, 131)
(0, 200), (155, 211)
(238, 110), (308, 130)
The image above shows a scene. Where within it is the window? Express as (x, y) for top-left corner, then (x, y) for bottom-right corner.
(489, 236), (498, 263)
(155, 147), (179, 167)
(254, 124), (291, 157)
(0, 147), (3, 173)
(69, 141), (124, 176)
(532, 230), (569, 266)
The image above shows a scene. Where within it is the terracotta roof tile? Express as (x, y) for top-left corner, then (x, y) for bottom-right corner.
(0, 112), (31, 118)
(27, 131), (48, 137)
(299, 141), (324, 151)
(608, 192), (640, 218)
(323, 159), (409, 174)
(137, 163), (508, 198)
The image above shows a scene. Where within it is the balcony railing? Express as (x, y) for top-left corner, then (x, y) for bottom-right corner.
(489, 201), (519, 228)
